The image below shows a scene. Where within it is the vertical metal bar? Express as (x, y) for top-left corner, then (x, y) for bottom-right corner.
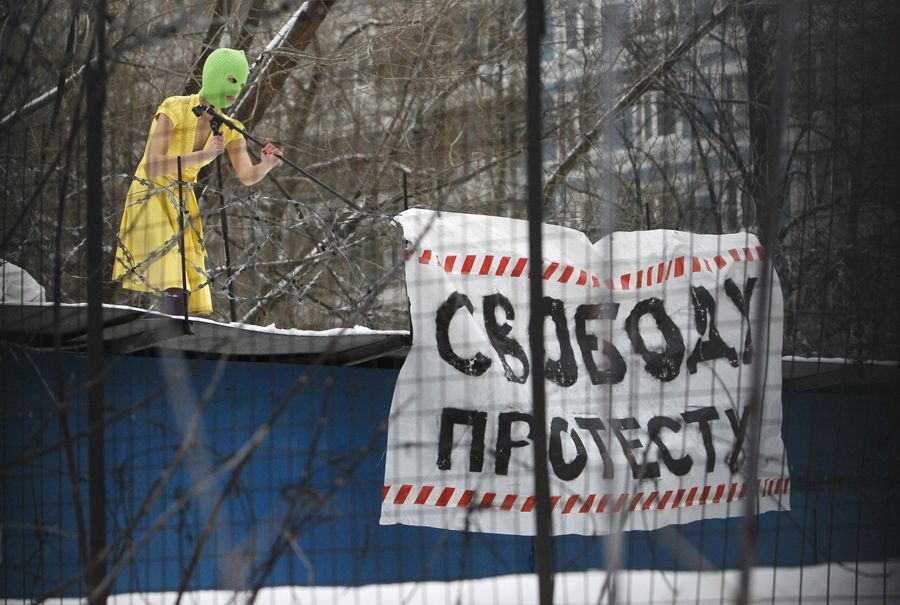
(84, 1), (107, 603)
(177, 158), (191, 331)
(215, 155), (237, 322)
(525, 1), (554, 603)
(402, 171), (409, 211)
(738, 2), (794, 604)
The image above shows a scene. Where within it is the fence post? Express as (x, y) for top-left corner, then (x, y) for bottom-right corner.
(85, 1), (108, 603)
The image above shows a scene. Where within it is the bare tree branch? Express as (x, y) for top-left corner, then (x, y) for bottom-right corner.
(235, 0), (336, 128)
(543, 0), (740, 204)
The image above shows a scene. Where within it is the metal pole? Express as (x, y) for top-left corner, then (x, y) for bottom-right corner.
(738, 1), (794, 603)
(402, 171), (409, 211)
(194, 105), (364, 213)
(177, 157), (191, 331)
(526, 1), (554, 603)
(214, 154), (237, 322)
(85, 1), (107, 603)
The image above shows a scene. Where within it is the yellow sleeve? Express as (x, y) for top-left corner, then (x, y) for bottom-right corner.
(156, 96), (181, 122)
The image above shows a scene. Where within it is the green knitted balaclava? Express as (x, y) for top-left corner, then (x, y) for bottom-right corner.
(198, 48), (249, 109)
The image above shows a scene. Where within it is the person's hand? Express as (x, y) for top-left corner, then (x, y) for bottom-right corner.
(260, 138), (283, 170)
(204, 135), (226, 161)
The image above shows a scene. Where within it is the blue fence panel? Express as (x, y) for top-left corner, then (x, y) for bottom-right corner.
(1, 351), (897, 598)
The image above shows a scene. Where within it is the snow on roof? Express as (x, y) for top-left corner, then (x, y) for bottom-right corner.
(0, 301), (409, 365)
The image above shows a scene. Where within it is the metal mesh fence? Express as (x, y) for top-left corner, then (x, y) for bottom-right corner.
(1, 1), (898, 603)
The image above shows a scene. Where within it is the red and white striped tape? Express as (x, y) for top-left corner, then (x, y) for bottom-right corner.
(409, 245), (765, 291)
(383, 477), (789, 514)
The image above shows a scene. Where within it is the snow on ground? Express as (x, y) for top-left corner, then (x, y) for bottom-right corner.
(18, 561), (900, 605)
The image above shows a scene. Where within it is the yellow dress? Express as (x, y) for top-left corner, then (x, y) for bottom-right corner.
(112, 94), (245, 315)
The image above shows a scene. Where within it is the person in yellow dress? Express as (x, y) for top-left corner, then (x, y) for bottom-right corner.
(113, 47), (282, 315)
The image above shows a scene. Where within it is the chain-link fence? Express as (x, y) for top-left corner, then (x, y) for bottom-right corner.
(2, 1), (898, 603)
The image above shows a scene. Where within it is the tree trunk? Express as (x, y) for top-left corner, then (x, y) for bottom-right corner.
(235, 0), (336, 128)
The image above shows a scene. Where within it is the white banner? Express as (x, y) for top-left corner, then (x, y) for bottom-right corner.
(381, 209), (788, 536)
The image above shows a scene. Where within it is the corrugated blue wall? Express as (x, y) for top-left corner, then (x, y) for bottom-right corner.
(2, 350), (898, 598)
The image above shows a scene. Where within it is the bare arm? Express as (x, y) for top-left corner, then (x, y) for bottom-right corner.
(143, 114), (224, 177)
(226, 136), (283, 186)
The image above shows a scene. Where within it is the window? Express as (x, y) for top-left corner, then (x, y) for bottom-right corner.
(564, 0), (579, 50)
(721, 74), (748, 130)
(636, 92), (678, 139)
(639, 95), (653, 140)
(563, 0), (599, 50)
(636, 0), (677, 30)
(617, 107), (635, 146)
(583, 2), (597, 47)
(656, 94), (678, 136)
